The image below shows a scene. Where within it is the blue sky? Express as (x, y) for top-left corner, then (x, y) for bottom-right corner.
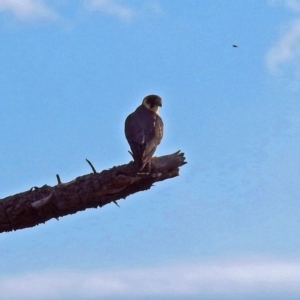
(1, 0), (300, 299)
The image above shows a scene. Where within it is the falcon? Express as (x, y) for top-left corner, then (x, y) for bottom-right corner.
(125, 95), (163, 174)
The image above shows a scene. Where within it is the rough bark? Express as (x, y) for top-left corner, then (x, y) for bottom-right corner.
(0, 151), (186, 233)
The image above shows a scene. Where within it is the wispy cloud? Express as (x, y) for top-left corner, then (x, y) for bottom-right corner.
(266, 20), (300, 74)
(277, 0), (300, 11)
(1, 257), (300, 299)
(84, 0), (162, 22)
(84, 0), (136, 21)
(0, 1), (162, 23)
(270, 0), (300, 11)
(0, 0), (57, 21)
(286, 0), (300, 11)
(266, 1), (300, 88)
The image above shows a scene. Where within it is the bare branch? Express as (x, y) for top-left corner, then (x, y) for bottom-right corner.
(86, 159), (97, 174)
(0, 151), (187, 233)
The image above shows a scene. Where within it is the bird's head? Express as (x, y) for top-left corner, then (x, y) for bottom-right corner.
(142, 95), (162, 113)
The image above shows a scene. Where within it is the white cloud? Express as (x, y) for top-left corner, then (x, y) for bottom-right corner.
(270, 0), (300, 11)
(265, 0), (300, 91)
(0, 0), (57, 20)
(266, 20), (300, 76)
(286, 0), (300, 11)
(1, 257), (300, 299)
(266, 0), (300, 87)
(0, 1), (162, 23)
(84, 0), (162, 22)
(85, 0), (136, 21)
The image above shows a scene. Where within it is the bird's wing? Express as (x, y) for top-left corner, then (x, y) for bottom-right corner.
(143, 114), (163, 162)
(125, 109), (163, 168)
(125, 113), (145, 144)
(156, 114), (163, 141)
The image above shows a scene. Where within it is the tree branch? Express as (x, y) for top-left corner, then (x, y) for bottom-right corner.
(0, 151), (187, 233)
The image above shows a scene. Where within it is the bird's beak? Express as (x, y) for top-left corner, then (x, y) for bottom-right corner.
(158, 102), (162, 107)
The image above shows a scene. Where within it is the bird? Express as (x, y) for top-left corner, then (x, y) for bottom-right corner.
(125, 94), (163, 174)
(232, 44), (238, 48)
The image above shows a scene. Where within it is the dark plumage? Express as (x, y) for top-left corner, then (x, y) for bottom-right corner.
(125, 95), (163, 174)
